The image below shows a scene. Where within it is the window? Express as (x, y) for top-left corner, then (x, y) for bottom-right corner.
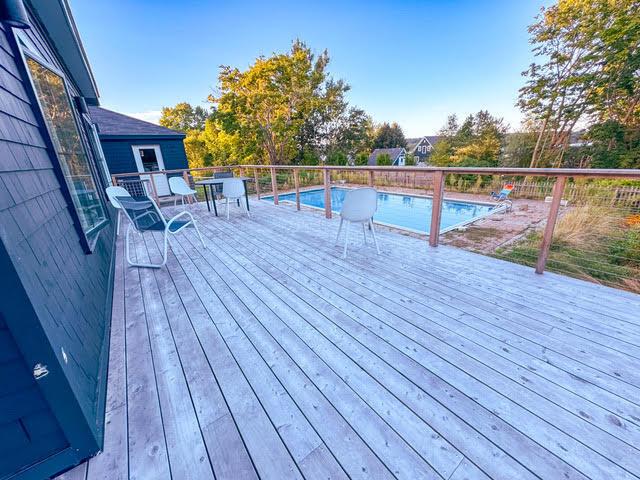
(25, 56), (107, 241)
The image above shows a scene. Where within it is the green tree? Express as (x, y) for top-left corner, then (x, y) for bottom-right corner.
(183, 130), (213, 168)
(327, 108), (374, 159)
(354, 152), (369, 166)
(404, 153), (416, 166)
(376, 153), (392, 166)
(373, 122), (407, 149)
(501, 131), (538, 167)
(429, 139), (454, 167)
(518, 0), (640, 168)
(211, 40), (349, 165)
(325, 151), (347, 166)
(159, 102), (212, 132)
(587, 120), (640, 168)
(430, 110), (506, 166)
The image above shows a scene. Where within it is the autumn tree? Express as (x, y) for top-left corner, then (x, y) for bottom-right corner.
(159, 102), (212, 132)
(211, 40), (350, 165)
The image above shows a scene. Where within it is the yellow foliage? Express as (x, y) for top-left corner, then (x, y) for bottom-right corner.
(451, 135), (501, 164)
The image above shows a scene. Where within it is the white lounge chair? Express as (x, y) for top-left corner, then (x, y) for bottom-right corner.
(169, 176), (197, 206)
(335, 188), (380, 258)
(222, 178), (250, 219)
(116, 195), (206, 268)
(105, 185), (131, 235)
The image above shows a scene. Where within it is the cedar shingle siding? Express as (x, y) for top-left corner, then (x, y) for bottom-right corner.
(0, 7), (115, 480)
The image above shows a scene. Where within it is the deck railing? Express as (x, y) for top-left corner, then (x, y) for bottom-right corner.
(112, 166), (640, 288)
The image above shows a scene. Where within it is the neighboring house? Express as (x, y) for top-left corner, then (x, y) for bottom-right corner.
(89, 106), (188, 196)
(0, 1), (116, 478)
(368, 147), (407, 166)
(408, 135), (440, 164)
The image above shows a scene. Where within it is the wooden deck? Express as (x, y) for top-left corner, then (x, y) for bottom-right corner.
(57, 199), (640, 480)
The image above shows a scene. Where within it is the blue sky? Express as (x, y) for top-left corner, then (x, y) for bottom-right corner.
(72, 0), (551, 137)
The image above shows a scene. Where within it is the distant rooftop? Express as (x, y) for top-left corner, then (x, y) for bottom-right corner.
(89, 106), (185, 138)
(368, 147), (405, 166)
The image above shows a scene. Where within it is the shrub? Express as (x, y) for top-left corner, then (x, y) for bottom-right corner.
(552, 205), (617, 247)
(376, 153), (392, 166)
(609, 228), (640, 267)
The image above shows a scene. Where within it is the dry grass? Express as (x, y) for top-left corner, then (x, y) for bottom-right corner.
(553, 205), (619, 246)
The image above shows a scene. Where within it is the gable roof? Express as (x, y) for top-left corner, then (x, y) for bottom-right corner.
(408, 135), (441, 153)
(368, 148), (405, 166)
(89, 106), (185, 138)
(406, 137), (421, 152)
(424, 135), (440, 146)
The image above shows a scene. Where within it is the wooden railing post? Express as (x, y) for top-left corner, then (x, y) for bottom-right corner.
(429, 170), (445, 247)
(149, 173), (159, 203)
(368, 170), (374, 187)
(270, 167), (279, 205)
(182, 170), (192, 203)
(323, 168), (332, 219)
(293, 169), (300, 211)
(536, 175), (567, 274)
(254, 168), (261, 199)
(111, 174), (117, 186)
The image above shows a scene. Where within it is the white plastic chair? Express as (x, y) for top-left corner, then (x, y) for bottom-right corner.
(335, 188), (380, 258)
(106, 186), (131, 235)
(117, 195), (206, 268)
(222, 178), (250, 219)
(169, 176), (197, 206)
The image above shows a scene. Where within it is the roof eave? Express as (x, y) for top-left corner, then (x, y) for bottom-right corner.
(98, 134), (186, 141)
(27, 0), (99, 103)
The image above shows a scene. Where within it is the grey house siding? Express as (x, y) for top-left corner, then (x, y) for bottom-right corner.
(100, 137), (188, 175)
(0, 9), (114, 480)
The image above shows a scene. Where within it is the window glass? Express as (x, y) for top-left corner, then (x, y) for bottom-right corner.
(26, 56), (107, 237)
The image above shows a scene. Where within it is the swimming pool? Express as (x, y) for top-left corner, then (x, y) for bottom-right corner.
(263, 187), (502, 234)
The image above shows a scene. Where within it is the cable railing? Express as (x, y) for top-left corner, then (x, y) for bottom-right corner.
(111, 165), (640, 292)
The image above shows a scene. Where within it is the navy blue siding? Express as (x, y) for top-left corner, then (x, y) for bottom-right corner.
(0, 10), (114, 480)
(100, 137), (188, 175)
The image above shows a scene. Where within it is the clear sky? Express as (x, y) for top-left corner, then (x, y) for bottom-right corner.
(72, 0), (551, 137)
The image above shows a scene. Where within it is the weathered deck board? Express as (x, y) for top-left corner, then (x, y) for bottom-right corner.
(57, 200), (640, 480)
(200, 216), (640, 457)
(195, 211), (634, 479)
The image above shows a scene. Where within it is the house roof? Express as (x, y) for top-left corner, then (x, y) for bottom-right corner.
(407, 136), (441, 154)
(89, 106), (185, 139)
(406, 138), (421, 152)
(368, 148), (405, 166)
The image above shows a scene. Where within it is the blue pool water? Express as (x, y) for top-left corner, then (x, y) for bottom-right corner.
(263, 187), (499, 234)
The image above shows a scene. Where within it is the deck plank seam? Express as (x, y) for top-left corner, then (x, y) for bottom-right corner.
(217, 212), (640, 427)
(182, 222), (553, 480)
(189, 209), (639, 478)
(173, 230), (449, 479)
(167, 236), (403, 479)
(209, 206), (640, 408)
(241, 206), (636, 386)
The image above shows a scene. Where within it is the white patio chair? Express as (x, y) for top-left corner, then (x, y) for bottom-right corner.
(335, 188), (380, 259)
(222, 178), (250, 219)
(169, 176), (197, 206)
(116, 195), (206, 268)
(106, 186), (131, 236)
